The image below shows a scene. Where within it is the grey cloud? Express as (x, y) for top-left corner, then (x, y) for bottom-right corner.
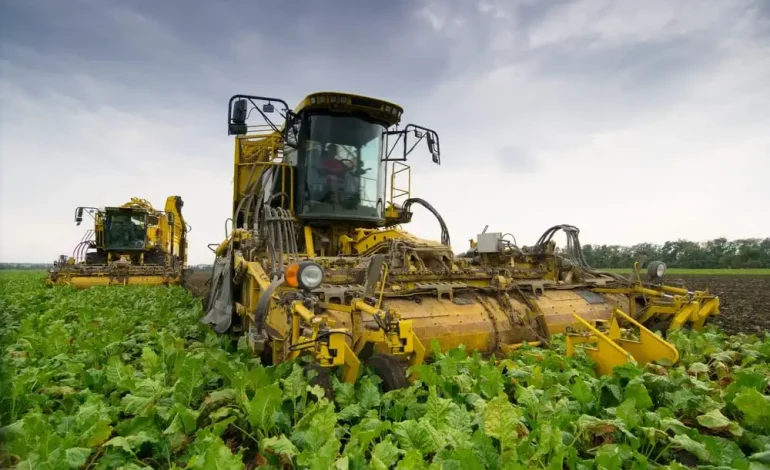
(497, 146), (538, 172)
(1, 0), (451, 109)
(410, 0), (770, 169)
(1, 0), (769, 262)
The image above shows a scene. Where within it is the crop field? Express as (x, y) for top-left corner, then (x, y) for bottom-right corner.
(2, 271), (770, 470)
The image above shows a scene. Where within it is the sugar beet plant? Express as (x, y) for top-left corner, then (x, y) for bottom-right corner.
(1, 271), (770, 470)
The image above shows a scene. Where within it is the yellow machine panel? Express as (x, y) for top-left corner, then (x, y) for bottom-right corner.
(199, 92), (720, 390)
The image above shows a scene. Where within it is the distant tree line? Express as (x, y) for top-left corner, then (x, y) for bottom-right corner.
(579, 238), (770, 269)
(0, 264), (51, 270)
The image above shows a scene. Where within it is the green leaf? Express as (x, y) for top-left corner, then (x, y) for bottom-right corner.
(669, 434), (711, 463)
(332, 378), (356, 407)
(297, 437), (341, 470)
(595, 444), (633, 470)
(334, 456), (350, 470)
(172, 354), (204, 407)
(104, 356), (135, 391)
(281, 363), (308, 403)
(394, 420), (436, 454)
(358, 377), (382, 410)
(337, 404), (363, 421)
(749, 450), (770, 464)
(624, 379), (652, 410)
(350, 416), (391, 450)
(440, 448), (486, 470)
(164, 405), (200, 451)
(186, 432), (245, 470)
(372, 438), (401, 468)
(734, 387), (770, 431)
(248, 383), (282, 433)
(85, 421), (114, 447)
(424, 386), (452, 428)
(121, 394), (155, 417)
(484, 395), (523, 456)
(104, 436), (134, 454)
(697, 409), (743, 437)
(571, 376), (594, 405)
(616, 399), (641, 429)
(65, 447), (91, 469)
(202, 389), (237, 408)
(396, 449), (428, 470)
(140, 347), (160, 374)
(478, 363), (504, 399)
(126, 431), (158, 448)
(261, 434), (299, 458)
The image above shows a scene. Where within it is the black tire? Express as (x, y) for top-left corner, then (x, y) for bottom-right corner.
(303, 363), (335, 400)
(647, 261), (666, 279)
(365, 355), (409, 392)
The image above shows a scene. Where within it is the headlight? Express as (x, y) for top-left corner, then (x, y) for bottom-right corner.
(647, 261), (666, 279)
(299, 262), (324, 290)
(286, 261), (325, 290)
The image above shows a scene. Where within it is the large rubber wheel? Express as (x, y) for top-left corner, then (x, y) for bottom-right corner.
(365, 355), (409, 392)
(647, 261), (666, 279)
(303, 363), (335, 400)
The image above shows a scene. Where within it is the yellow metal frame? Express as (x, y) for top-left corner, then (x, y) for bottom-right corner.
(566, 308), (680, 376)
(389, 161), (411, 206)
(593, 283), (720, 331)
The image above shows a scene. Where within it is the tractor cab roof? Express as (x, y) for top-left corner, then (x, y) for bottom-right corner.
(293, 91), (404, 128)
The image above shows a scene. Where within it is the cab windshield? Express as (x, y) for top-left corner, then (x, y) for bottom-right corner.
(106, 211), (147, 250)
(299, 114), (385, 220)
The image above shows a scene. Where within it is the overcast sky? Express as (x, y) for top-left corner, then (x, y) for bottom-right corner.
(1, 0), (769, 264)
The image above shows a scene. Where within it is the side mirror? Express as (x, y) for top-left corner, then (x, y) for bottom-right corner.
(74, 207), (84, 226)
(383, 124), (441, 165)
(229, 99), (248, 135)
(227, 94), (291, 136)
(426, 130), (440, 164)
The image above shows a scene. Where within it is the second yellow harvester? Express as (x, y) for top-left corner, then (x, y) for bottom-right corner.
(46, 196), (189, 288)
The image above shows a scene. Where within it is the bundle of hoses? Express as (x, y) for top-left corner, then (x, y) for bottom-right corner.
(261, 205), (299, 280)
(530, 224), (629, 284)
(401, 197), (451, 246)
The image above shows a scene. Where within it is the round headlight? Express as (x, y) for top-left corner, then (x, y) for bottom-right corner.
(297, 261), (324, 290)
(647, 261), (666, 279)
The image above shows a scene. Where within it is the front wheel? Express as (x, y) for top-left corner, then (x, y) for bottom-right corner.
(365, 355), (409, 391)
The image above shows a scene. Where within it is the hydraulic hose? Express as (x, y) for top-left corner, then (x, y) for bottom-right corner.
(402, 198), (451, 246)
(253, 276), (286, 331)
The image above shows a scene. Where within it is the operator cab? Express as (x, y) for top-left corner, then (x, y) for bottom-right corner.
(227, 92), (440, 226)
(104, 208), (147, 251)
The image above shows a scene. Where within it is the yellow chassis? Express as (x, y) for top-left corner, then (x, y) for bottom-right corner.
(230, 249), (718, 383)
(46, 266), (183, 289)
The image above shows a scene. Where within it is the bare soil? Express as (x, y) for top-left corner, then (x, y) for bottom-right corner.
(184, 270), (212, 307)
(662, 275), (770, 335)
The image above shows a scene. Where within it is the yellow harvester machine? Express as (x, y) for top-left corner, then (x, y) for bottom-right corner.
(201, 92), (720, 388)
(46, 196), (189, 288)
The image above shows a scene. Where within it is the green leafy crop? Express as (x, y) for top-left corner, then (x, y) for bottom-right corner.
(1, 271), (770, 469)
